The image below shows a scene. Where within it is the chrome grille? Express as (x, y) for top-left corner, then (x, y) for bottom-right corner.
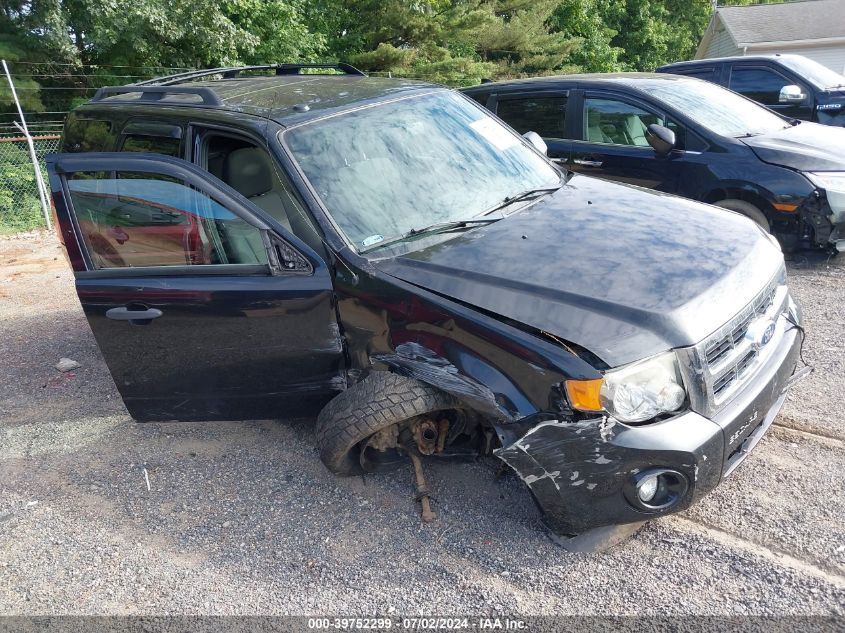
(677, 266), (790, 418)
(703, 283), (777, 366)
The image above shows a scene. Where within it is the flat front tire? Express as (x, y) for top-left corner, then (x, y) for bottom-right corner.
(315, 372), (458, 476)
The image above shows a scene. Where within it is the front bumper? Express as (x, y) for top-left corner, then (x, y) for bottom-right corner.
(495, 303), (804, 537)
(799, 192), (845, 249)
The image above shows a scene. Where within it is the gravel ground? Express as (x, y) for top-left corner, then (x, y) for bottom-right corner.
(1, 231), (844, 616)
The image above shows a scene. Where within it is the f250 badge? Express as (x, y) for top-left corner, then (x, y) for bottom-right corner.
(745, 317), (776, 350)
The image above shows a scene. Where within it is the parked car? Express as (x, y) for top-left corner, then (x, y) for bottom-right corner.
(49, 64), (806, 550)
(462, 73), (845, 252)
(656, 54), (845, 127)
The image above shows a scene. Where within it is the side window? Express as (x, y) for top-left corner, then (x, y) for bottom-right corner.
(583, 98), (661, 146)
(121, 135), (181, 156)
(62, 117), (115, 153)
(466, 91), (489, 107)
(496, 96), (567, 138)
(678, 68), (717, 82)
(67, 171), (268, 269)
(201, 133), (324, 255)
(729, 68), (791, 105)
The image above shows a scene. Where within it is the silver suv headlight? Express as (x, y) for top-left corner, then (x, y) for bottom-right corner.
(599, 351), (686, 423)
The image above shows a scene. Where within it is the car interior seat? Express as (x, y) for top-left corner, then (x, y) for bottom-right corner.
(224, 147), (293, 233)
(586, 109), (613, 143)
(624, 115), (650, 146)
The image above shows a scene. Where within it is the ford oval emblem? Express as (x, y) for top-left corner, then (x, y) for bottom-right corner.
(745, 317), (777, 349)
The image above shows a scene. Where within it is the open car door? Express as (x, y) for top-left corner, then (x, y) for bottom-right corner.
(46, 152), (344, 421)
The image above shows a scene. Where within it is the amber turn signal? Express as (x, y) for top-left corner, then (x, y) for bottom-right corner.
(564, 378), (604, 412)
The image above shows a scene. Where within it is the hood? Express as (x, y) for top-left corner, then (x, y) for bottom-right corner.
(376, 175), (783, 367)
(741, 121), (845, 171)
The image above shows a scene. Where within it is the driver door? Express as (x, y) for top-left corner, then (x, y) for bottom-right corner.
(570, 92), (681, 192)
(47, 152), (344, 421)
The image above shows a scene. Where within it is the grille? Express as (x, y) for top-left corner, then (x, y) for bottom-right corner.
(681, 266), (790, 416)
(704, 283), (778, 367)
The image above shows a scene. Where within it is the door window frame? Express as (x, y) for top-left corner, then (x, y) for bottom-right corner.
(189, 122), (330, 260)
(49, 152), (316, 279)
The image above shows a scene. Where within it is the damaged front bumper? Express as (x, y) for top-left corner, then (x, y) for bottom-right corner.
(495, 314), (804, 538)
(798, 190), (845, 250)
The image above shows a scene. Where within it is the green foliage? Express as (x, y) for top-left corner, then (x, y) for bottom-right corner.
(0, 141), (45, 233)
(551, 0), (712, 72)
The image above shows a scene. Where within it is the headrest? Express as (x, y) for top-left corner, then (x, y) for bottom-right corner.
(223, 147), (273, 198)
(587, 109), (603, 126)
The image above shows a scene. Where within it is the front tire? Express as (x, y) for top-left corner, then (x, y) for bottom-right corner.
(315, 372), (458, 475)
(713, 199), (770, 231)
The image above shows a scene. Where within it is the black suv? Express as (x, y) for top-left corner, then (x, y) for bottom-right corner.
(657, 54), (845, 127)
(49, 64), (805, 549)
(463, 73), (845, 252)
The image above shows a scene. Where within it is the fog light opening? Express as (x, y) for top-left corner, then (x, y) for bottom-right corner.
(626, 468), (689, 513)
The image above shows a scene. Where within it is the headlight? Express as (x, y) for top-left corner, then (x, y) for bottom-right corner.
(805, 172), (845, 220)
(600, 351), (686, 423)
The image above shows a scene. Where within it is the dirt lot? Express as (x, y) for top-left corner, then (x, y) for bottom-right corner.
(1, 231), (844, 616)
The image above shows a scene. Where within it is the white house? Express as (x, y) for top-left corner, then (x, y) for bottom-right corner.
(696, 0), (845, 74)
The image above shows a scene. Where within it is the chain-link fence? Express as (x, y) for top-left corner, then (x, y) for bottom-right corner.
(0, 132), (60, 233)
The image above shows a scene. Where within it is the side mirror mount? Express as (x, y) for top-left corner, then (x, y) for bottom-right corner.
(779, 84), (807, 103)
(522, 131), (548, 155)
(646, 124), (676, 157)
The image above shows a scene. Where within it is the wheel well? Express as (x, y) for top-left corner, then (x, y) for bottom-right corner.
(702, 187), (774, 219)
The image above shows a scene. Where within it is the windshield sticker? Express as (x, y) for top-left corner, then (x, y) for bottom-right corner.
(470, 117), (519, 151)
(361, 234), (384, 247)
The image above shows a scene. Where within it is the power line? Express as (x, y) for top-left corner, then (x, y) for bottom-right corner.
(8, 61), (193, 70)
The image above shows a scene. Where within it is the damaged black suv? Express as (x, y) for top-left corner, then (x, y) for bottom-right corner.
(49, 64), (807, 548)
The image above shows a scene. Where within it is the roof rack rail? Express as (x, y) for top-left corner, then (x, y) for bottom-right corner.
(134, 63), (366, 86)
(276, 63), (365, 76)
(91, 85), (223, 106)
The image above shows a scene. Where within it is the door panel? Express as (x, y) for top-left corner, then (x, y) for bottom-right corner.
(47, 152), (344, 421)
(570, 95), (682, 192)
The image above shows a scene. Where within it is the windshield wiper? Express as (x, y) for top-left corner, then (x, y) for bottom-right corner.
(360, 218), (500, 253)
(481, 185), (562, 217)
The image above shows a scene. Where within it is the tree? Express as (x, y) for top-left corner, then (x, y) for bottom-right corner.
(307, 0), (580, 85)
(551, 0), (713, 72)
(1, 0), (325, 70)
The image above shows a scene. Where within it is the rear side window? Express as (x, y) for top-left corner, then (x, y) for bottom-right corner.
(62, 118), (115, 153)
(121, 135), (181, 156)
(465, 91), (489, 107)
(677, 68), (717, 82)
(68, 171), (268, 269)
(496, 96), (567, 138)
(729, 68), (791, 105)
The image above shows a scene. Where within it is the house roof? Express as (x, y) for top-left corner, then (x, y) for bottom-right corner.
(716, 0), (845, 45)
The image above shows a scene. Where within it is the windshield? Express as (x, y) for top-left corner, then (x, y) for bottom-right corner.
(780, 56), (845, 90)
(284, 91), (560, 251)
(641, 79), (791, 137)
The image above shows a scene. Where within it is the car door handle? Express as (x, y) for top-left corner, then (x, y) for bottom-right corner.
(106, 306), (163, 321)
(573, 159), (603, 167)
